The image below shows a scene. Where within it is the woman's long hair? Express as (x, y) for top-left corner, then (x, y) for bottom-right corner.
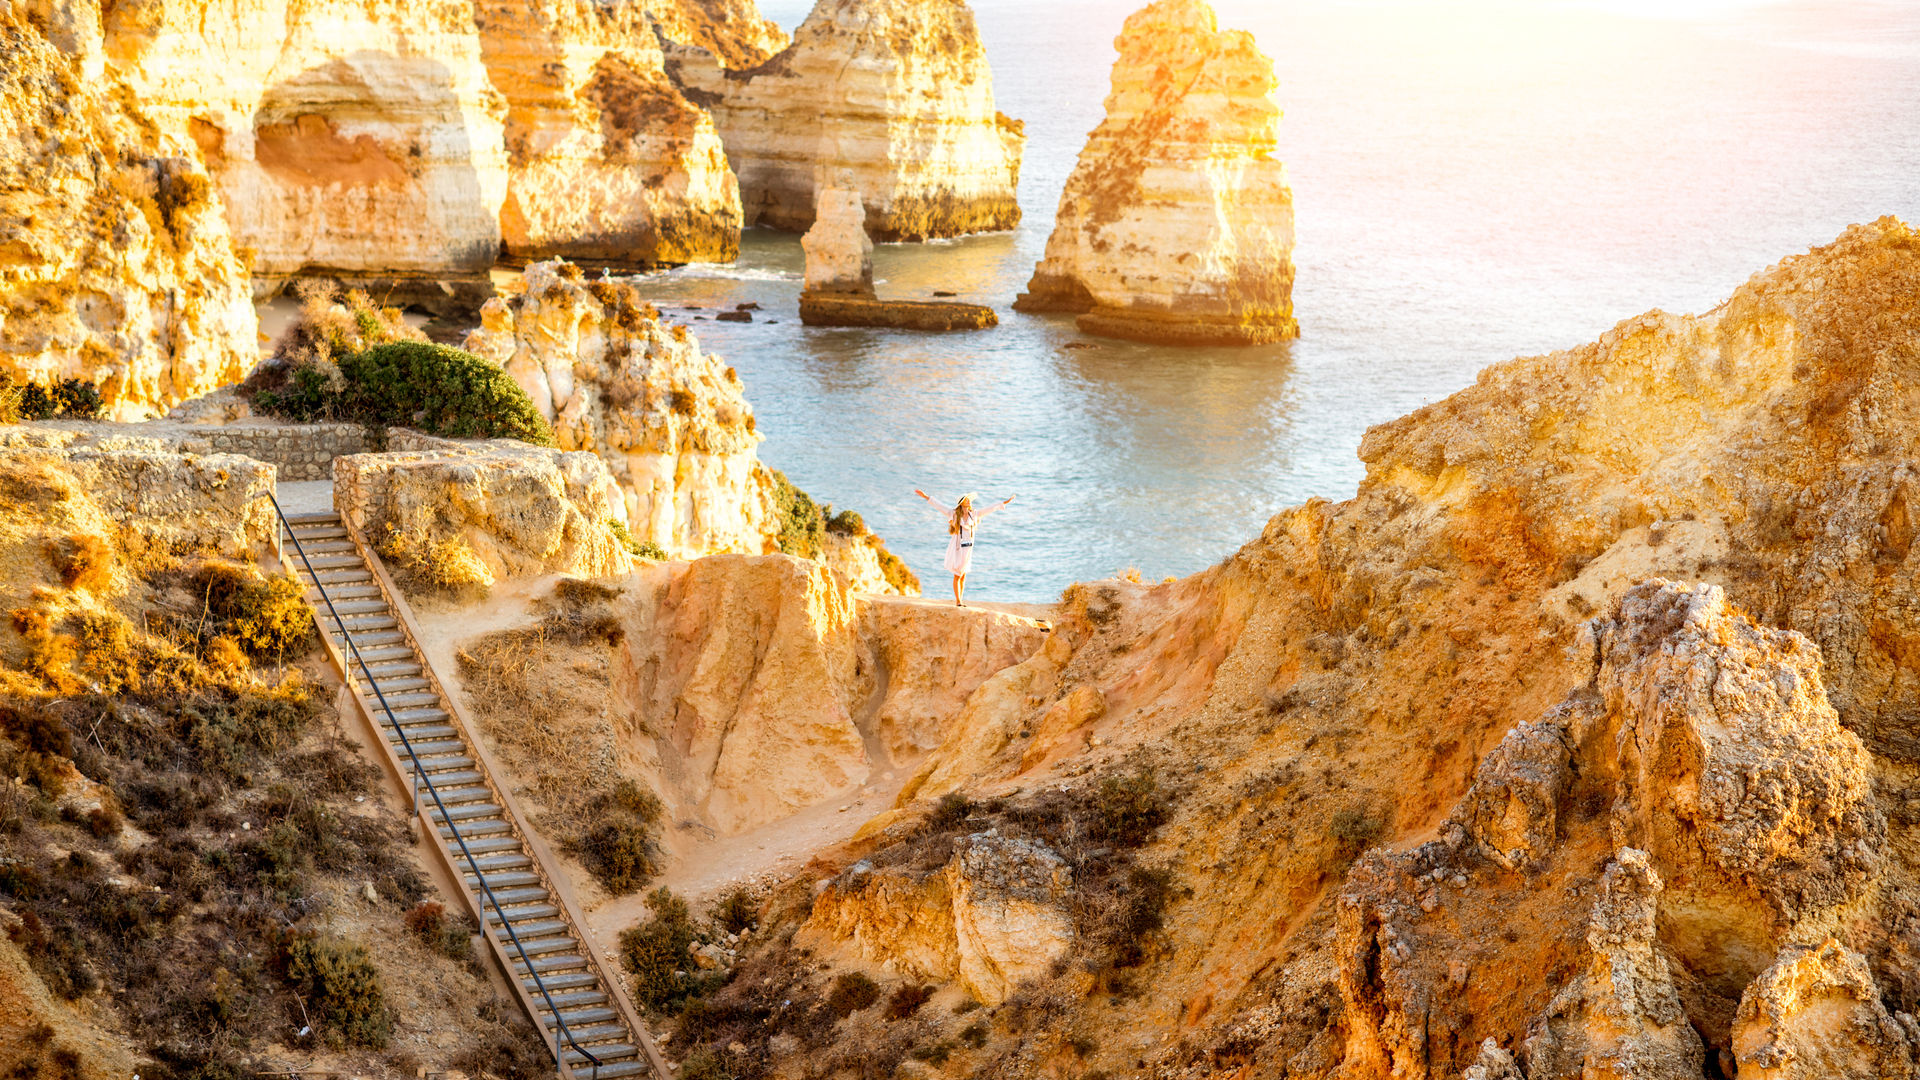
(949, 495), (973, 535)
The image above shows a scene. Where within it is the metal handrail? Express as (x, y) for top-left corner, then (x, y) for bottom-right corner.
(268, 494), (602, 1079)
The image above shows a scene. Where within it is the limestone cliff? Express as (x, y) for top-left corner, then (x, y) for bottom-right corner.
(669, 0), (1024, 240)
(479, 0), (741, 266)
(660, 219), (1920, 1079)
(100, 0), (511, 292)
(0, 9), (256, 420)
(1013, 0), (1296, 345)
(463, 262), (773, 559)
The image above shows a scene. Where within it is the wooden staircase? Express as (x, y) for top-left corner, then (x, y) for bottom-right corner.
(276, 505), (666, 1080)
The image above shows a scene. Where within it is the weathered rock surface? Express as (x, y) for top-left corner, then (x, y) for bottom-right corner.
(797, 832), (1074, 1005)
(798, 294), (998, 331)
(1, 8), (256, 420)
(1731, 939), (1916, 1080)
(482, 0), (741, 266)
(607, 556), (1046, 833)
(1524, 850), (1706, 1080)
(643, 0), (788, 69)
(1014, 0), (1296, 345)
(334, 434), (636, 584)
(464, 262), (772, 558)
(670, 0), (1024, 240)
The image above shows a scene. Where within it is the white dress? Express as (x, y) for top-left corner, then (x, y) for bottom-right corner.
(930, 498), (1009, 575)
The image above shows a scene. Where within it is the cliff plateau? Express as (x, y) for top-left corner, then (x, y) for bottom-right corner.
(1015, 0), (1297, 345)
(669, 0), (1025, 240)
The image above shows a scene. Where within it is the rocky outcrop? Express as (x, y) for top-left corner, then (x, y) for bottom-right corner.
(480, 0), (741, 266)
(669, 0), (1024, 240)
(462, 262), (773, 559)
(643, 0), (788, 70)
(334, 435), (637, 585)
(1013, 0), (1296, 345)
(1731, 940), (1916, 1080)
(1524, 850), (1705, 1080)
(799, 832), (1075, 1005)
(608, 555), (1047, 833)
(1, 8), (256, 420)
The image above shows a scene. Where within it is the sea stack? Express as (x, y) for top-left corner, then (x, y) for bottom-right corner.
(669, 0), (1025, 240)
(800, 188), (876, 298)
(797, 188), (997, 330)
(1014, 0), (1297, 346)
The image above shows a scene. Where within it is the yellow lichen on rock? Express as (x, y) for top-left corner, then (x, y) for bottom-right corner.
(1014, 0), (1295, 345)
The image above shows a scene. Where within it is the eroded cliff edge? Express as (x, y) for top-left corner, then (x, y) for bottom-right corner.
(1015, 0), (1296, 345)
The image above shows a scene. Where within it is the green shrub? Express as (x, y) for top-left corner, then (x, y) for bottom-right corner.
(1330, 804), (1388, 857)
(825, 508), (866, 537)
(336, 342), (553, 444)
(875, 542), (920, 594)
(282, 933), (391, 1048)
(191, 562), (313, 659)
(257, 339), (554, 446)
(770, 471), (825, 560)
(620, 887), (704, 1011)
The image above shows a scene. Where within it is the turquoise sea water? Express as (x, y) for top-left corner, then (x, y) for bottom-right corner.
(625, 0), (1920, 601)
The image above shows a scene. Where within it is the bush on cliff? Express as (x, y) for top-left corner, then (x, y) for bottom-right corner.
(771, 470), (826, 560)
(0, 376), (104, 423)
(283, 933), (392, 1048)
(335, 342), (554, 444)
(621, 887), (721, 1011)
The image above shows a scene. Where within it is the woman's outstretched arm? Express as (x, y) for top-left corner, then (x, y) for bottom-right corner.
(976, 495), (1017, 518)
(913, 489), (949, 519)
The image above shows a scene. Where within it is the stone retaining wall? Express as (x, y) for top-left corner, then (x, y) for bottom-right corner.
(202, 423), (371, 480)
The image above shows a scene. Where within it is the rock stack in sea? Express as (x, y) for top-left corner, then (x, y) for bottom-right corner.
(0, 5), (256, 420)
(1014, 0), (1297, 346)
(668, 0), (1025, 240)
(797, 188), (998, 331)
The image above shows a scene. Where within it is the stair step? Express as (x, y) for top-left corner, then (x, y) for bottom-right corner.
(496, 918), (568, 940)
(457, 851), (531, 873)
(568, 1053), (652, 1068)
(286, 523), (347, 539)
(552, 1022), (628, 1044)
(486, 886), (552, 906)
(529, 987), (606, 1010)
(386, 705), (449, 724)
(349, 645), (414, 664)
(368, 690), (438, 709)
(426, 784), (494, 806)
(326, 598), (389, 615)
(504, 933), (577, 957)
(300, 538), (356, 553)
(548, 1006), (618, 1027)
(326, 613), (397, 630)
(283, 512), (340, 525)
(488, 903), (561, 925)
(443, 832), (520, 854)
(424, 769), (485, 788)
(512, 952), (589, 975)
(311, 568), (372, 584)
(412, 755), (476, 774)
(366, 675), (429, 693)
(432, 801), (504, 823)
(561, 1043), (636, 1066)
(363, 661), (424, 679)
(520, 970), (597, 992)
(469, 869), (542, 891)
(301, 553), (363, 570)
(399, 738), (466, 757)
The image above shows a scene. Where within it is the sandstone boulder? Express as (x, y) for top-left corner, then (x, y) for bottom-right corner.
(797, 832), (1074, 1005)
(670, 0), (1024, 240)
(1014, 0), (1295, 345)
(1731, 940), (1916, 1080)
